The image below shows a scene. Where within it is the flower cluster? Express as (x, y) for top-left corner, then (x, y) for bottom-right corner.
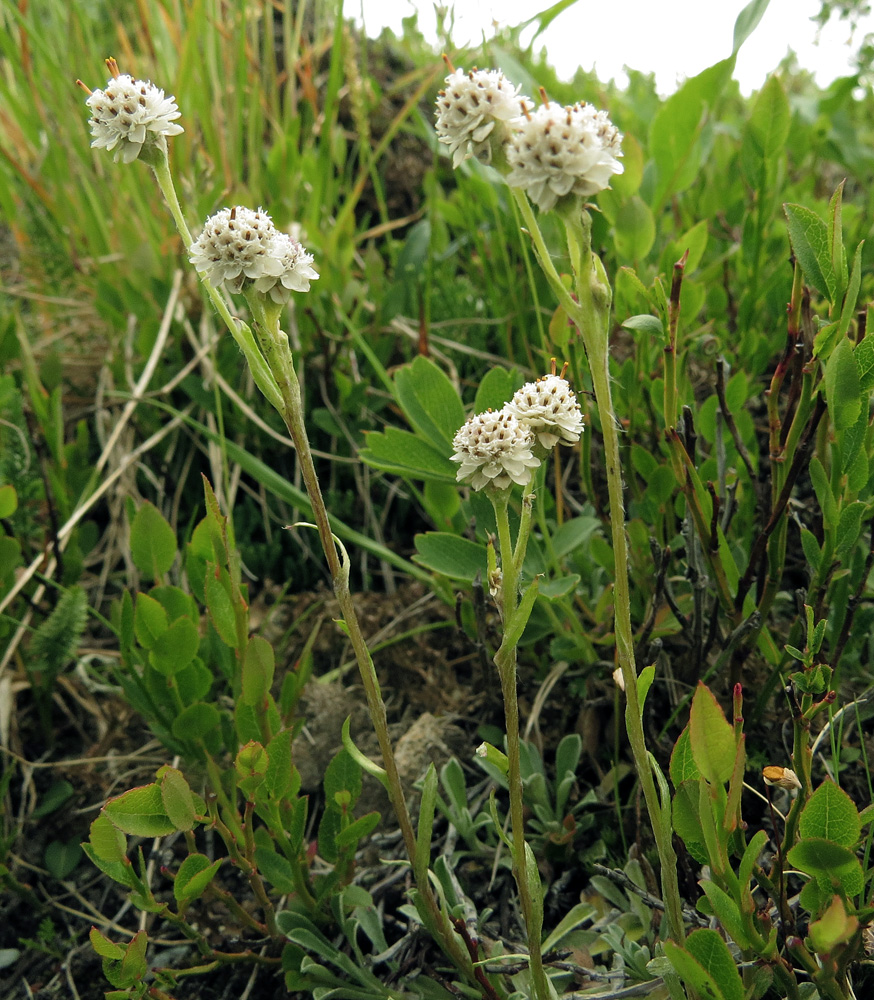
(189, 207), (318, 302)
(81, 60), (183, 164)
(434, 67), (524, 168)
(506, 101), (624, 212)
(434, 66), (622, 210)
(451, 372), (583, 492)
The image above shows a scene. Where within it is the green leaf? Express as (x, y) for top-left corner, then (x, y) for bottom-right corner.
(699, 880), (750, 950)
(204, 567), (237, 646)
(159, 767), (198, 832)
(824, 336), (862, 431)
(837, 241), (863, 337)
(148, 615), (200, 676)
(173, 853), (222, 903)
(413, 532), (488, 581)
(88, 813), (127, 865)
(621, 314), (664, 340)
(682, 928), (744, 1000)
(799, 527), (821, 574)
(733, 0), (772, 53)
(242, 635), (275, 707)
(32, 779), (74, 818)
(416, 765), (438, 875)
(394, 356), (465, 450)
(44, 838), (82, 879)
(474, 367), (519, 413)
(799, 779), (861, 846)
(809, 456), (838, 529)
(747, 75), (789, 165)
(787, 837), (857, 872)
(672, 780), (706, 863)
(670, 725), (700, 786)
(264, 731), (294, 799)
(171, 702), (220, 741)
(835, 502), (866, 560)
(335, 810), (380, 850)
(359, 426), (456, 483)
(90, 927), (125, 961)
(129, 502), (177, 581)
(614, 196), (656, 260)
(323, 748), (361, 807)
(649, 79), (704, 207)
(689, 683), (735, 785)
(784, 203), (835, 304)
(254, 846), (297, 893)
(637, 664), (656, 720)
(133, 592), (168, 650)
(0, 484), (17, 519)
(856, 337), (874, 392)
(104, 784), (175, 837)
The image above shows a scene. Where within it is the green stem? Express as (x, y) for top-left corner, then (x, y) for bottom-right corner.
(560, 204), (685, 944)
(245, 307), (473, 980)
(490, 493), (550, 1000)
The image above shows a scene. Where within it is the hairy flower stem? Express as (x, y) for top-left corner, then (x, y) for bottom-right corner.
(560, 205), (685, 944)
(240, 300), (473, 980)
(490, 492), (550, 1000)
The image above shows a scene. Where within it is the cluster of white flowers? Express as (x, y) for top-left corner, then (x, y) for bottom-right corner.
(451, 374), (583, 492)
(434, 66), (623, 210)
(188, 206), (318, 302)
(80, 60), (183, 164)
(434, 67), (524, 168)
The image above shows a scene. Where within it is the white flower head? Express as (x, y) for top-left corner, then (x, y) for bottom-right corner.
(451, 408), (540, 492)
(80, 58), (183, 164)
(506, 373), (584, 450)
(189, 206), (284, 293)
(253, 231), (320, 303)
(506, 99), (623, 212)
(435, 66), (526, 169)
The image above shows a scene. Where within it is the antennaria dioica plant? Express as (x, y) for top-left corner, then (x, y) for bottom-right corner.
(6, 0), (874, 996)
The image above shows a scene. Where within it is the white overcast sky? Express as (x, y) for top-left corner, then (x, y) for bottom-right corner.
(353, 0), (873, 94)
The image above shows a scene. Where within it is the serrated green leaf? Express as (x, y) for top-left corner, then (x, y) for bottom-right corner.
(204, 567), (237, 646)
(784, 203), (835, 303)
(856, 337), (874, 392)
(799, 779), (861, 846)
(173, 853), (222, 903)
(104, 784), (174, 837)
(824, 336), (862, 430)
(149, 615), (199, 676)
(242, 635), (275, 706)
(134, 592), (168, 650)
(159, 767), (197, 832)
(689, 683), (735, 785)
(835, 501), (866, 560)
(254, 845), (297, 893)
(670, 725), (700, 786)
(90, 927), (125, 960)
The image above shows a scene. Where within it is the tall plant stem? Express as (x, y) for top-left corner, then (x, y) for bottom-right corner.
(491, 493), (550, 1000)
(561, 206), (685, 944)
(246, 303), (472, 980)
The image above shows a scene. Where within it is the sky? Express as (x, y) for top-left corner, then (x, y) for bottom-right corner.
(352, 0), (874, 94)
